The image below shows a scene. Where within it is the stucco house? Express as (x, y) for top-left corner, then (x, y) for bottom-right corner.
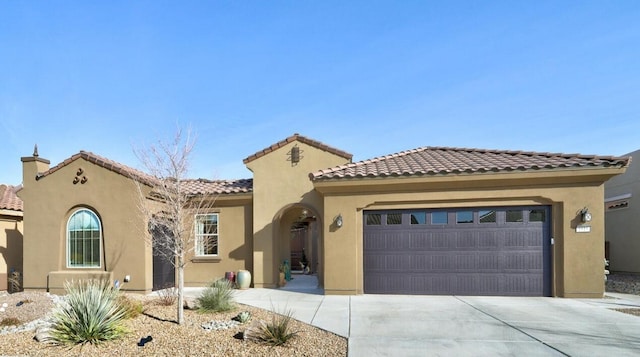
(18, 134), (630, 297)
(604, 148), (638, 273)
(0, 184), (23, 291)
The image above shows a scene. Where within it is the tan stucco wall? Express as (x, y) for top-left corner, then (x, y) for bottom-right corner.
(245, 140), (350, 288)
(317, 168), (623, 298)
(19, 157), (152, 294)
(0, 213), (23, 291)
(183, 196), (253, 287)
(604, 150), (638, 273)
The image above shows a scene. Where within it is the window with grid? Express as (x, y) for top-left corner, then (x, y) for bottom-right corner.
(67, 208), (101, 268)
(195, 214), (219, 256)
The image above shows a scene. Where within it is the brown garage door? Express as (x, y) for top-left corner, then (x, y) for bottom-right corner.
(363, 206), (551, 296)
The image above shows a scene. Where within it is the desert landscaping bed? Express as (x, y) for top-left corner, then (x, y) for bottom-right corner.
(607, 272), (640, 317)
(2, 273), (639, 356)
(0, 291), (346, 356)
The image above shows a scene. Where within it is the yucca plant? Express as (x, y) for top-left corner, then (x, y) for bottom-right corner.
(245, 307), (298, 346)
(46, 279), (129, 346)
(197, 279), (235, 312)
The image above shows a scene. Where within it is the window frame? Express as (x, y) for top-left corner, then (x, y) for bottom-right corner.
(365, 213), (382, 226)
(505, 209), (525, 224)
(410, 211), (427, 225)
(455, 210), (474, 224)
(430, 211), (448, 225)
(195, 213), (220, 257)
(66, 208), (102, 269)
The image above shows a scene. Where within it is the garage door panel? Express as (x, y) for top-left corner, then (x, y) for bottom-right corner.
(455, 254), (478, 270)
(408, 232), (429, 249)
(431, 232), (451, 249)
(478, 254), (500, 270)
(364, 231), (384, 250)
(456, 231), (478, 249)
(365, 272), (545, 295)
(478, 231), (500, 249)
(364, 206), (551, 296)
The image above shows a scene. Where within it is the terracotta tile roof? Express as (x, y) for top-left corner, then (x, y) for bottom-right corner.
(310, 146), (632, 181)
(182, 178), (253, 195)
(243, 133), (353, 164)
(38, 151), (159, 186)
(40, 151), (254, 194)
(0, 184), (23, 212)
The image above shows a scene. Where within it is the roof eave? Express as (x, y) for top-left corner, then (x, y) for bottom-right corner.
(0, 209), (23, 217)
(243, 133), (352, 164)
(312, 166), (628, 193)
(214, 192), (253, 202)
(37, 151), (157, 187)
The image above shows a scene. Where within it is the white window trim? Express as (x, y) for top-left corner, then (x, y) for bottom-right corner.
(66, 208), (102, 269)
(195, 213), (219, 256)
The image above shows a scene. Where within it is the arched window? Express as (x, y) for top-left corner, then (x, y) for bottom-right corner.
(67, 208), (102, 268)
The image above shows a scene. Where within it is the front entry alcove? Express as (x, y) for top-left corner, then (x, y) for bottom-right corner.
(273, 204), (322, 289)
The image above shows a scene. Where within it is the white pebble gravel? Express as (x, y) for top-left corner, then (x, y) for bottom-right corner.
(200, 320), (241, 331)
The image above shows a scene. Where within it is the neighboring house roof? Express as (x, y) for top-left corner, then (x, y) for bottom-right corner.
(310, 146), (632, 181)
(243, 133), (353, 164)
(182, 178), (253, 194)
(0, 184), (23, 212)
(38, 151), (159, 186)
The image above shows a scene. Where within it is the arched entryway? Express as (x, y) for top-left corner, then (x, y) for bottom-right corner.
(273, 204), (323, 289)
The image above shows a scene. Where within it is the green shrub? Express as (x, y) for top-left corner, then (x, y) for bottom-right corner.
(246, 307), (297, 346)
(197, 279), (235, 312)
(46, 279), (129, 346)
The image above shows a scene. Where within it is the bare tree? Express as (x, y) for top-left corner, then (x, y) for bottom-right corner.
(134, 127), (216, 324)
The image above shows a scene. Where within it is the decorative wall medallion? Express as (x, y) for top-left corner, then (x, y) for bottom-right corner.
(73, 167), (88, 184)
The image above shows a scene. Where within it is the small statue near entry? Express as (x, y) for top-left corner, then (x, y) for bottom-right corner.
(300, 249), (310, 275)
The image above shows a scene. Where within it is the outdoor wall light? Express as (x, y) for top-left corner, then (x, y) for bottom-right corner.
(335, 214), (343, 228)
(580, 207), (592, 223)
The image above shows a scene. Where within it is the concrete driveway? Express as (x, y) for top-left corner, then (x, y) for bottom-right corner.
(185, 282), (640, 356)
(347, 293), (640, 356)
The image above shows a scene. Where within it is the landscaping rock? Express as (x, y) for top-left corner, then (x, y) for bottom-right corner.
(183, 297), (199, 310)
(200, 319), (240, 331)
(606, 272), (640, 295)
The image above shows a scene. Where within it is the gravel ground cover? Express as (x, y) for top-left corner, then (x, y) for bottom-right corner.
(2, 273), (638, 355)
(606, 272), (640, 295)
(606, 272), (640, 317)
(0, 291), (347, 356)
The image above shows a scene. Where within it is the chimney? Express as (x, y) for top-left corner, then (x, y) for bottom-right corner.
(21, 144), (50, 187)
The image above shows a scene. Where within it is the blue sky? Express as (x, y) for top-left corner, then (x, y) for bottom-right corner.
(1, 1), (639, 185)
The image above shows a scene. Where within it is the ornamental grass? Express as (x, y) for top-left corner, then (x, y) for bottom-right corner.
(197, 279), (236, 313)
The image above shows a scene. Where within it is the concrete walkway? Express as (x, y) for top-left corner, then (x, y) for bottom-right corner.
(184, 276), (640, 356)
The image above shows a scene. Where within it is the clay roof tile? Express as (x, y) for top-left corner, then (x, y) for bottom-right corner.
(310, 146), (631, 181)
(243, 133), (352, 164)
(0, 184), (23, 212)
(38, 151), (254, 195)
